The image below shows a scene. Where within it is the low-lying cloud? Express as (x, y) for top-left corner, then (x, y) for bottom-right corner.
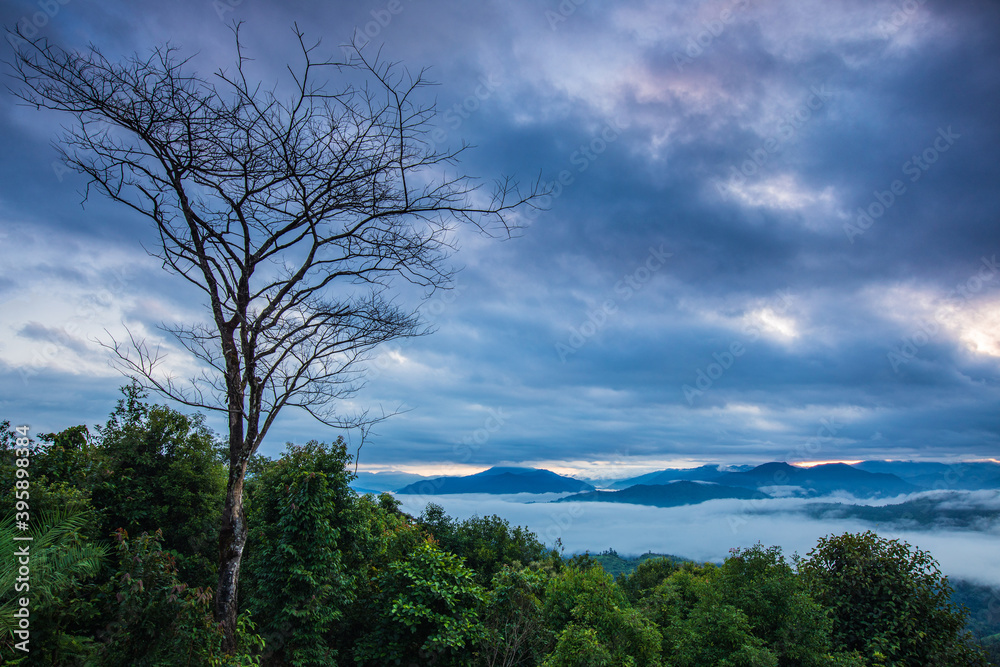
(394, 489), (1000, 587)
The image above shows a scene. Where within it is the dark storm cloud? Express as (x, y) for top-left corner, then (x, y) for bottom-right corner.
(2, 0), (999, 468)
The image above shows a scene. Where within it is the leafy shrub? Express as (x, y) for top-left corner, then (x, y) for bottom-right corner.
(541, 563), (662, 667)
(97, 529), (233, 666)
(355, 539), (488, 666)
(798, 530), (988, 666)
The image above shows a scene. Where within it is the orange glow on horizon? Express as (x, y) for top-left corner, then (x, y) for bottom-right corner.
(791, 459), (863, 468)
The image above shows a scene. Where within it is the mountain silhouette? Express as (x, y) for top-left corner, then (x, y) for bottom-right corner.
(555, 481), (764, 507)
(395, 466), (595, 495)
(608, 464), (752, 490)
(714, 462), (918, 498)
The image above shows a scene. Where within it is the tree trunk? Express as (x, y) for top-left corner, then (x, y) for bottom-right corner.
(217, 457), (248, 653)
(216, 324), (248, 652)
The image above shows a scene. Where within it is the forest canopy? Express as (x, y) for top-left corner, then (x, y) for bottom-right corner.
(1, 387), (996, 665)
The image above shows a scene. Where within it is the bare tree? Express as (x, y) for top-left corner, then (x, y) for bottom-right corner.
(8, 24), (539, 651)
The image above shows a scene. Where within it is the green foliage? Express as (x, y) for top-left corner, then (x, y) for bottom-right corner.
(799, 530), (988, 666)
(3, 384), (230, 593)
(540, 625), (615, 667)
(588, 550), (685, 581)
(242, 439), (357, 665)
(0, 421), (97, 538)
(97, 528), (226, 666)
(619, 557), (681, 603)
(7, 413), (998, 667)
(716, 544), (835, 666)
(640, 562), (770, 666)
(419, 503), (548, 585)
(541, 563), (662, 667)
(33, 425), (95, 487)
(92, 382), (226, 588)
(0, 508), (107, 664)
(0, 401), (234, 666)
(979, 635), (1000, 666)
(665, 597), (778, 667)
(638, 555), (864, 667)
(355, 539), (488, 666)
(92, 528), (263, 667)
(478, 565), (553, 667)
(242, 439), (425, 666)
(950, 580), (1000, 641)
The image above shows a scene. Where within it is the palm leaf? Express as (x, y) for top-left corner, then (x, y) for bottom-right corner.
(0, 507), (108, 649)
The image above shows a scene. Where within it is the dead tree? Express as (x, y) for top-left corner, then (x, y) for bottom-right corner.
(8, 24), (539, 651)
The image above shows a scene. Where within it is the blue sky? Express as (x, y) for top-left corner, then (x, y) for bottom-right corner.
(2, 0), (999, 477)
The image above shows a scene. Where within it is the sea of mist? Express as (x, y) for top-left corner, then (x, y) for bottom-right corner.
(393, 489), (1000, 587)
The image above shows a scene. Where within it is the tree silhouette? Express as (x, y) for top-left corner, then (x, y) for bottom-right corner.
(8, 23), (539, 650)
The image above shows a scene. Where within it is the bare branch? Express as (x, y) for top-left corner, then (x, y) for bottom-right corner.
(8, 24), (543, 650)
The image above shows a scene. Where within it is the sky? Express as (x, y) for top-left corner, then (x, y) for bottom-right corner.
(2, 0), (1000, 477)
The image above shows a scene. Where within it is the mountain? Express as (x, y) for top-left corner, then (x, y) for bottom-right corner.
(715, 462), (919, 498)
(803, 491), (1000, 530)
(854, 461), (1000, 491)
(394, 466), (595, 495)
(350, 470), (430, 494)
(606, 464), (753, 490)
(554, 481), (764, 507)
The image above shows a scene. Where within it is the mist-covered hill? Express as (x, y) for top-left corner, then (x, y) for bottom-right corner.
(395, 466), (595, 495)
(554, 481), (763, 507)
(607, 460), (999, 499)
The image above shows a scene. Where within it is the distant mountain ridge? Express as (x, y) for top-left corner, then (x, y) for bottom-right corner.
(713, 462), (919, 498)
(554, 481), (763, 507)
(854, 460), (1000, 491)
(351, 470), (430, 494)
(606, 464), (753, 490)
(394, 466), (595, 495)
(382, 460), (999, 499)
(803, 491), (1000, 530)
(607, 461), (929, 499)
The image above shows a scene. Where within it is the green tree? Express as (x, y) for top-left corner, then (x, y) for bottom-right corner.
(540, 625), (615, 667)
(96, 528), (262, 667)
(667, 598), (778, 667)
(32, 426), (98, 497)
(478, 565), (553, 667)
(242, 438), (424, 665)
(618, 557), (680, 604)
(716, 544), (840, 666)
(541, 563), (662, 667)
(355, 539), (488, 666)
(0, 421), (98, 537)
(92, 383), (227, 587)
(241, 439), (358, 666)
(419, 504), (549, 586)
(639, 563), (773, 667)
(798, 531), (988, 666)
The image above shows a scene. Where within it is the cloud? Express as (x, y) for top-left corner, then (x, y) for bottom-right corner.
(2, 0), (1000, 470)
(395, 489), (1000, 586)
